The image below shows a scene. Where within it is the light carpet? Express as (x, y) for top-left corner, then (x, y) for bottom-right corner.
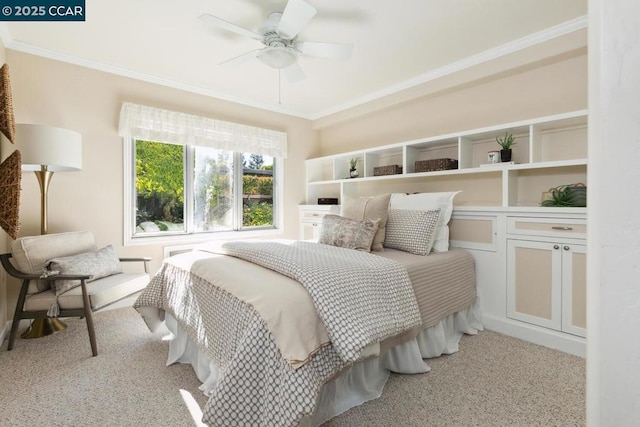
(0, 307), (585, 426)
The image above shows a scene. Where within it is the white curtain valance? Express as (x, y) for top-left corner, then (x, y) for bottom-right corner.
(118, 102), (287, 158)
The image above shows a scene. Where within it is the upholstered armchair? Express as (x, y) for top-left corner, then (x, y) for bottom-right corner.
(1, 231), (151, 356)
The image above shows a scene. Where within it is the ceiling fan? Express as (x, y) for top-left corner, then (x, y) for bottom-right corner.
(199, 0), (353, 83)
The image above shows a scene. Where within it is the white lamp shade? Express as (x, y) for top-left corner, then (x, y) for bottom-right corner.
(15, 124), (82, 172)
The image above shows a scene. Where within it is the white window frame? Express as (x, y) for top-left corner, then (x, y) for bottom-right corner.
(123, 138), (284, 246)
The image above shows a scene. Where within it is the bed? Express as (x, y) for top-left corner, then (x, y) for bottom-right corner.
(134, 239), (482, 426)
(135, 243), (482, 425)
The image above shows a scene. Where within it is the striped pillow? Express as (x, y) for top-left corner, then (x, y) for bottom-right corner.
(383, 209), (441, 255)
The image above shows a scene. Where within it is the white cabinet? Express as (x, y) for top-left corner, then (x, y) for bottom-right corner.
(298, 205), (339, 240)
(506, 217), (586, 338)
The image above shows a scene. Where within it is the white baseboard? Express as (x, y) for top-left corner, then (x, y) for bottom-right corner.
(482, 314), (586, 358)
(0, 320), (9, 344)
(1, 319), (32, 345)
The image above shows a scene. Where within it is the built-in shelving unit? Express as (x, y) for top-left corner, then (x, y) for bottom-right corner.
(302, 110), (589, 357)
(305, 110), (587, 210)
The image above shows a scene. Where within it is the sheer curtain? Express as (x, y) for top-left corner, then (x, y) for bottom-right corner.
(118, 102), (287, 158)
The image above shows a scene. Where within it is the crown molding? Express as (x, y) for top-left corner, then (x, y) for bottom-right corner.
(310, 15), (588, 120)
(4, 39), (314, 120)
(0, 23), (13, 50)
(1, 15), (587, 121)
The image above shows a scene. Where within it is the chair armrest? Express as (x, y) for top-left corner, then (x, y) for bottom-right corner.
(0, 253), (40, 280)
(46, 273), (94, 281)
(119, 257), (152, 273)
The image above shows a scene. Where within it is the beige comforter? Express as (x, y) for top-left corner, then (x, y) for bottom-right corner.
(169, 249), (330, 368)
(182, 243), (476, 369)
(376, 248), (477, 327)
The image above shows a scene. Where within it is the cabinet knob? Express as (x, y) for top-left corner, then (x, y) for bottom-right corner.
(553, 244), (560, 250)
(564, 245), (570, 251)
(552, 226), (573, 231)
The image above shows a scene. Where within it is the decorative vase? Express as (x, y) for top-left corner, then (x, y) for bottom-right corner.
(500, 149), (512, 163)
(349, 168), (359, 178)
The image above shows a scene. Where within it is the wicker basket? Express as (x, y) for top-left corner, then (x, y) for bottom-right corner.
(373, 165), (403, 176)
(415, 158), (458, 172)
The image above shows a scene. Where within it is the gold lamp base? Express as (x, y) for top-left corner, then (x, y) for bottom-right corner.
(21, 318), (67, 339)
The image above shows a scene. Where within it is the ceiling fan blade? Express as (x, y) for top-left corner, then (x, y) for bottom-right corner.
(277, 0), (317, 40)
(198, 14), (262, 40)
(294, 41), (353, 60)
(219, 49), (262, 66)
(282, 62), (306, 83)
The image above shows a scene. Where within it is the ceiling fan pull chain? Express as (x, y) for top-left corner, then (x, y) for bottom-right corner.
(278, 70), (282, 105)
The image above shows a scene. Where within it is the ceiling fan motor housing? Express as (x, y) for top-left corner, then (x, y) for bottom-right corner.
(257, 12), (299, 69)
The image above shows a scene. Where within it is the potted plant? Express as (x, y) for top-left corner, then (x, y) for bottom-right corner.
(349, 158), (359, 178)
(540, 183), (587, 207)
(496, 132), (516, 162)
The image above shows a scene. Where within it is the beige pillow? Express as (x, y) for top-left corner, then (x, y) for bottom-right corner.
(319, 215), (380, 252)
(340, 193), (391, 251)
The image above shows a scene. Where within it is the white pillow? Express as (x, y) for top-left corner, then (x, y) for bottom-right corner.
(389, 191), (461, 252)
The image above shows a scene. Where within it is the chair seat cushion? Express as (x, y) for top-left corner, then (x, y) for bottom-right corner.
(24, 273), (150, 312)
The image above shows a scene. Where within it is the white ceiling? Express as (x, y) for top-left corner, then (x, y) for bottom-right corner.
(0, 0), (587, 119)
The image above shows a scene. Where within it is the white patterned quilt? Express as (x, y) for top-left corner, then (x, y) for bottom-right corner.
(134, 240), (421, 426)
(217, 240), (422, 362)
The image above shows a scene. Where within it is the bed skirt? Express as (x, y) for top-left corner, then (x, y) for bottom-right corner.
(164, 299), (483, 426)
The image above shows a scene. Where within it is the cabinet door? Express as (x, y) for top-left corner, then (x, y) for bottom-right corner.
(507, 239), (562, 331)
(561, 244), (587, 337)
(300, 221), (321, 240)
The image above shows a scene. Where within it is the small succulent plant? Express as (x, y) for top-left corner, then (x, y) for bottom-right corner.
(496, 132), (516, 150)
(349, 158), (358, 170)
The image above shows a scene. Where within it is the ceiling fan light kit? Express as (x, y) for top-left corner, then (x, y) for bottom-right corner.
(200, 0), (353, 82)
(258, 47), (298, 69)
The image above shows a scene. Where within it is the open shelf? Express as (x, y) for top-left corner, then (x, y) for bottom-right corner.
(305, 110), (588, 208)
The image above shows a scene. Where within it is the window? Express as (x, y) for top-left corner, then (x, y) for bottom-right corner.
(130, 140), (279, 239)
(118, 102), (286, 243)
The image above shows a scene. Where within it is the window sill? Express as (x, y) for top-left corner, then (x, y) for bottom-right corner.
(124, 228), (284, 247)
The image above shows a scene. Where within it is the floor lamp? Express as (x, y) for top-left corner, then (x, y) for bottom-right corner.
(13, 124), (82, 338)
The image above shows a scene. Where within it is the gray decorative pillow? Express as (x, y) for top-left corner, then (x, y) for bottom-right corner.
(383, 209), (441, 256)
(46, 245), (123, 295)
(319, 214), (381, 252)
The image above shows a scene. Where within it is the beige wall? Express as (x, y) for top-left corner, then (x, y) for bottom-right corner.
(316, 54), (587, 156)
(0, 39), (6, 332)
(2, 51), (318, 322)
(0, 49), (587, 327)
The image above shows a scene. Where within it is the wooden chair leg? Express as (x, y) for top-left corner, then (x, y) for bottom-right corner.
(84, 311), (97, 357)
(7, 313), (22, 351)
(7, 279), (29, 351)
(80, 280), (98, 357)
